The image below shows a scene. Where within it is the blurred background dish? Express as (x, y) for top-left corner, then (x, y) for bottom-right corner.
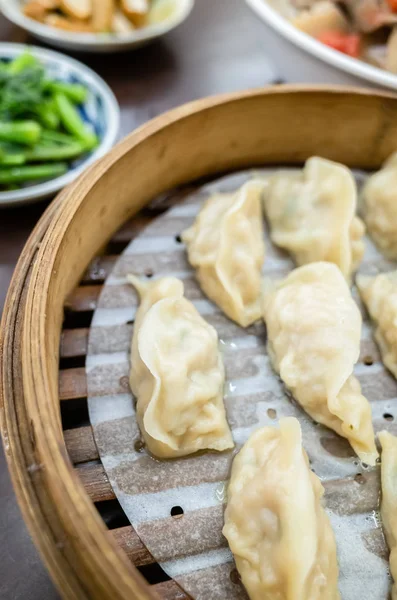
(246, 0), (397, 89)
(0, 43), (119, 207)
(0, 0), (194, 53)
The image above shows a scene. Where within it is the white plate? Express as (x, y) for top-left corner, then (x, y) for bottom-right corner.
(0, 43), (120, 208)
(0, 0), (194, 53)
(246, 0), (397, 90)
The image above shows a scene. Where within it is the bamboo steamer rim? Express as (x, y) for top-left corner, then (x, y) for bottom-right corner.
(2, 85), (397, 600)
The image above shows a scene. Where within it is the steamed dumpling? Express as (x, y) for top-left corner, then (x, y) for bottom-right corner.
(362, 152), (397, 259)
(223, 417), (340, 600)
(379, 430), (397, 600)
(128, 275), (234, 458)
(263, 156), (365, 279)
(182, 180), (265, 327)
(357, 271), (397, 379)
(263, 262), (378, 465)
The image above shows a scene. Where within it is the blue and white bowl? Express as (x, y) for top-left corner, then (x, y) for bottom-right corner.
(0, 43), (120, 207)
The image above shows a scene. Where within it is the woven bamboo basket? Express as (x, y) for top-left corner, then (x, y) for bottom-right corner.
(2, 86), (397, 600)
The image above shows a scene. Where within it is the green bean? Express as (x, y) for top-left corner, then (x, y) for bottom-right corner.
(25, 141), (86, 162)
(8, 52), (38, 75)
(0, 153), (26, 166)
(54, 93), (97, 149)
(40, 129), (80, 145)
(0, 162), (67, 184)
(0, 120), (41, 145)
(45, 81), (88, 104)
(35, 100), (60, 130)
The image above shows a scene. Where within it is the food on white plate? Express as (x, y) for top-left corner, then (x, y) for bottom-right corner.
(23, 0), (59, 21)
(268, 0), (397, 72)
(92, 0), (115, 32)
(182, 180), (266, 327)
(262, 156), (365, 279)
(0, 52), (98, 191)
(378, 430), (397, 600)
(357, 271), (397, 379)
(128, 275), (234, 459)
(293, 0), (349, 37)
(223, 417), (340, 600)
(361, 152), (397, 259)
(121, 0), (149, 26)
(60, 0), (91, 20)
(262, 262), (378, 465)
(112, 9), (135, 32)
(44, 13), (94, 31)
(23, 0), (153, 32)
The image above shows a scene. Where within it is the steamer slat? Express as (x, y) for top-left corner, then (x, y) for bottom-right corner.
(65, 286), (102, 312)
(60, 368), (88, 400)
(152, 581), (190, 600)
(64, 426), (99, 464)
(111, 526), (154, 566)
(76, 461), (115, 502)
(61, 328), (89, 358)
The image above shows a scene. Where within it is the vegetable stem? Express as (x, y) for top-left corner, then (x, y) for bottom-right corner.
(0, 120), (41, 145)
(40, 129), (81, 145)
(54, 92), (97, 149)
(8, 52), (38, 75)
(0, 162), (68, 184)
(45, 81), (88, 104)
(25, 141), (87, 162)
(35, 100), (60, 130)
(0, 153), (26, 166)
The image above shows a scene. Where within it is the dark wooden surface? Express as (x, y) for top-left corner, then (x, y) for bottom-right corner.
(0, 2), (275, 598)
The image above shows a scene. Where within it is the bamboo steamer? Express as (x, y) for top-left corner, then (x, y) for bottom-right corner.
(2, 86), (397, 600)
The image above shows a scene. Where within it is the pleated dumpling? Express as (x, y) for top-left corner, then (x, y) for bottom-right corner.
(128, 275), (234, 458)
(263, 156), (365, 278)
(182, 180), (265, 327)
(357, 271), (397, 379)
(263, 262), (378, 465)
(223, 417), (340, 600)
(361, 153), (397, 259)
(379, 430), (397, 600)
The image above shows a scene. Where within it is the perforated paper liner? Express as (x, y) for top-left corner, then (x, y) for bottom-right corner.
(87, 169), (396, 600)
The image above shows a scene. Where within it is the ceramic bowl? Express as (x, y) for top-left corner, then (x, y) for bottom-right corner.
(0, 43), (120, 208)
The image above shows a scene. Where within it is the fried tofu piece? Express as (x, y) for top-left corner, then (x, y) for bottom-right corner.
(92, 0), (115, 32)
(121, 0), (149, 27)
(60, 0), (92, 21)
(112, 9), (135, 33)
(45, 13), (94, 31)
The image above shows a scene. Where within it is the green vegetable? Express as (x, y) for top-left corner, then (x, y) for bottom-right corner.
(8, 52), (39, 75)
(25, 141), (87, 162)
(44, 81), (88, 104)
(0, 64), (45, 118)
(0, 153), (26, 166)
(0, 162), (68, 184)
(40, 129), (81, 145)
(0, 53), (93, 192)
(54, 92), (97, 149)
(35, 100), (60, 130)
(0, 120), (41, 145)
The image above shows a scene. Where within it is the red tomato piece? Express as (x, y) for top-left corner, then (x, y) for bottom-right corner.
(317, 31), (361, 58)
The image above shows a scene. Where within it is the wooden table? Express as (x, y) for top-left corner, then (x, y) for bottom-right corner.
(0, 2), (276, 598)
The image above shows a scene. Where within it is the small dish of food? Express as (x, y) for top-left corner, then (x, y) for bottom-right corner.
(0, 43), (119, 207)
(246, 0), (397, 90)
(0, 0), (194, 53)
